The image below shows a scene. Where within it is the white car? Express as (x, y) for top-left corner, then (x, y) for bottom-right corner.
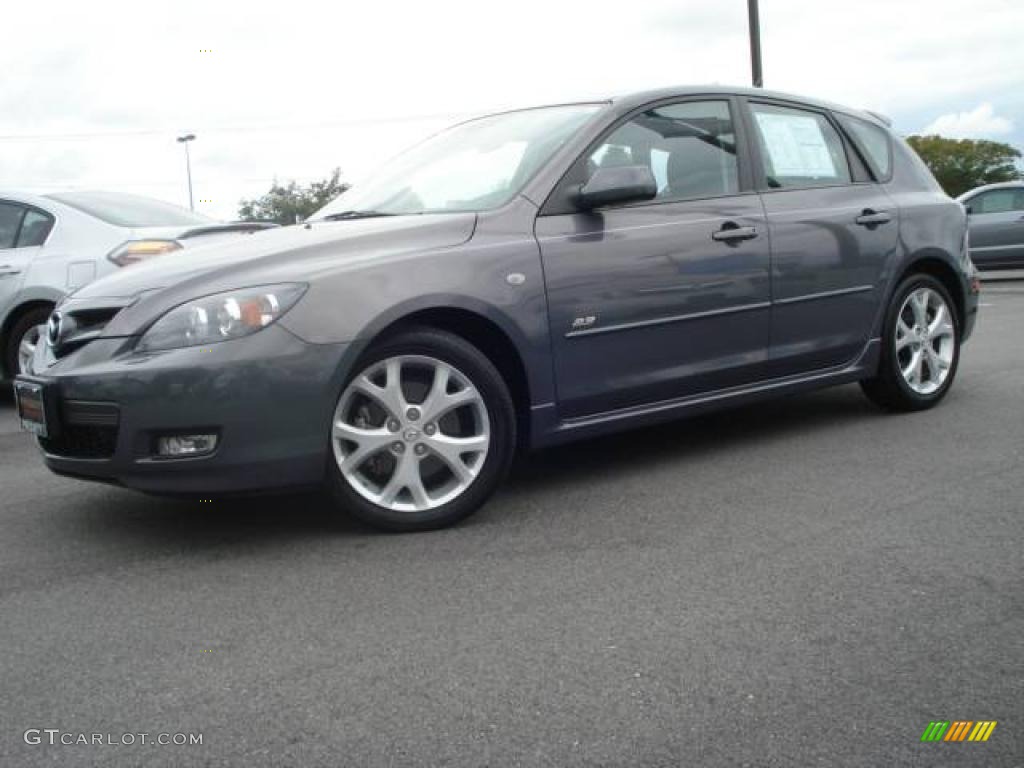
(0, 190), (275, 378)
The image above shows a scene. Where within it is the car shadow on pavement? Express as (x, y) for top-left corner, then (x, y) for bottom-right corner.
(511, 383), (882, 491)
(5, 382), (884, 550)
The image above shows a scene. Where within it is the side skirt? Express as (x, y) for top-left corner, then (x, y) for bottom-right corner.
(529, 338), (881, 449)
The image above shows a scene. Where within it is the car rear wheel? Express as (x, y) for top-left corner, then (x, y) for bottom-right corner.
(860, 274), (960, 411)
(4, 306), (52, 379)
(327, 328), (516, 531)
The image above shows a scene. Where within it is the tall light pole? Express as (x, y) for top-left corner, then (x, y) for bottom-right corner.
(748, 0), (763, 88)
(176, 133), (196, 210)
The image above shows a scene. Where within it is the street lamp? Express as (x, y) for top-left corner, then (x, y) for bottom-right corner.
(176, 133), (196, 210)
(748, 0), (763, 88)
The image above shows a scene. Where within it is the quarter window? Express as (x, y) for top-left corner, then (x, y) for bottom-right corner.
(0, 202), (24, 249)
(836, 114), (892, 179)
(585, 100), (739, 203)
(750, 103), (851, 188)
(16, 209), (54, 247)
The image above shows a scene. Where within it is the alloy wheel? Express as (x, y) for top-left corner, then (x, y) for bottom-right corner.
(331, 355), (491, 513)
(895, 286), (955, 395)
(17, 325), (41, 375)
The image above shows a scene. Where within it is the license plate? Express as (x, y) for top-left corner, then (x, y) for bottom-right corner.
(13, 379), (49, 438)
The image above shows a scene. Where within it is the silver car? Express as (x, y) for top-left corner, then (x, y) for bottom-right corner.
(958, 181), (1024, 270)
(0, 190), (274, 379)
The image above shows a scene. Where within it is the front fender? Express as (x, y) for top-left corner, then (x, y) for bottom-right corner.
(278, 229), (555, 408)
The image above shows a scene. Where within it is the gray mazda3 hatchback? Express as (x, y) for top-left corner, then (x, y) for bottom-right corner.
(16, 87), (980, 530)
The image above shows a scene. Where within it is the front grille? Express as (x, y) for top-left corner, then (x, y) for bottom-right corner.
(39, 401), (120, 459)
(50, 304), (126, 359)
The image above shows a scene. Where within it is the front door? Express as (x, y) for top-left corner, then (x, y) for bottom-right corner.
(536, 98), (771, 418)
(744, 100), (899, 374)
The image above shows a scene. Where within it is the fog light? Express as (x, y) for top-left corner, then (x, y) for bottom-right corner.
(157, 434), (218, 457)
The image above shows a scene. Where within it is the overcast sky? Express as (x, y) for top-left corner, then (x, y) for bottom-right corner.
(2, 0), (1022, 220)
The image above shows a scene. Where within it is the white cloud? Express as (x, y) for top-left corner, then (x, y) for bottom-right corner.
(922, 103), (1014, 138)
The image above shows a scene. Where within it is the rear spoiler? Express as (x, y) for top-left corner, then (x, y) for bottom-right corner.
(178, 221), (279, 239)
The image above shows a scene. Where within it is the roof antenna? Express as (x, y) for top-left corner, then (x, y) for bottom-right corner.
(748, 0), (763, 88)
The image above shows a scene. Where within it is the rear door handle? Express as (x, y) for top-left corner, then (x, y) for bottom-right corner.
(0, 265), (21, 278)
(855, 209), (892, 227)
(712, 224), (758, 243)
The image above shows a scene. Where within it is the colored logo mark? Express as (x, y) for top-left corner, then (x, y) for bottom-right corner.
(920, 721), (997, 742)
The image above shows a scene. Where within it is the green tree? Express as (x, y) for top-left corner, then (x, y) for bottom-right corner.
(905, 135), (1022, 198)
(238, 168), (349, 225)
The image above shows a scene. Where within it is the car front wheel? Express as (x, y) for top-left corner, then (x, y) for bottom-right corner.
(860, 274), (960, 411)
(327, 328), (516, 531)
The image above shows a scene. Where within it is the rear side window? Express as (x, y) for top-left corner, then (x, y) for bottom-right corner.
(0, 202), (25, 249)
(836, 114), (892, 179)
(971, 188), (1024, 214)
(749, 103), (851, 188)
(16, 209), (55, 247)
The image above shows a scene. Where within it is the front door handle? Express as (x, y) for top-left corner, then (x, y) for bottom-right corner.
(711, 224), (758, 243)
(855, 209), (892, 227)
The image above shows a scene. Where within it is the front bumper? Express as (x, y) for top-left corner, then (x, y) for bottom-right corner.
(27, 326), (352, 495)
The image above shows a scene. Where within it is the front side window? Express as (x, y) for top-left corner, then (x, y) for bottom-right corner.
(312, 104), (601, 218)
(972, 188), (1024, 214)
(750, 103), (851, 188)
(836, 114), (892, 179)
(0, 202), (25, 249)
(16, 209), (54, 247)
(585, 100), (739, 203)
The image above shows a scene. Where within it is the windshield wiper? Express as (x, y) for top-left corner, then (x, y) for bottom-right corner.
(321, 210), (398, 221)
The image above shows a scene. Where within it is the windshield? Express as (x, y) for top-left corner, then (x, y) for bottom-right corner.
(46, 191), (214, 227)
(312, 104), (601, 218)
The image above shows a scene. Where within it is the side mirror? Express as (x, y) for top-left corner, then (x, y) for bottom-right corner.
(576, 165), (658, 210)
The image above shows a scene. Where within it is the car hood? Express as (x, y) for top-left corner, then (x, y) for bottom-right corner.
(68, 213), (477, 335)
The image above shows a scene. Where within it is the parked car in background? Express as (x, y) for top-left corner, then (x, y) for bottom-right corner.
(0, 190), (276, 379)
(957, 181), (1024, 270)
(17, 87), (979, 531)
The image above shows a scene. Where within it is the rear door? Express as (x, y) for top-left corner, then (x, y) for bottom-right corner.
(536, 97), (771, 418)
(966, 188), (1024, 269)
(0, 201), (53, 315)
(742, 100), (898, 375)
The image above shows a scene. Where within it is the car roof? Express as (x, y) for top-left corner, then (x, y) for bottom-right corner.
(956, 180), (1024, 200)
(0, 189), (60, 208)
(466, 85), (888, 130)
(607, 85), (888, 126)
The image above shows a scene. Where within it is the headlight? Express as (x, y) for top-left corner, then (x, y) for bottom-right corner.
(107, 240), (182, 267)
(137, 284), (307, 352)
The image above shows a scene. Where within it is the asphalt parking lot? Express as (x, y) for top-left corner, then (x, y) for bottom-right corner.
(1, 279), (1022, 768)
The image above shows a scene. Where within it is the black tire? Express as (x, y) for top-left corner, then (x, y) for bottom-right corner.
(4, 305), (52, 380)
(327, 327), (516, 532)
(860, 274), (961, 412)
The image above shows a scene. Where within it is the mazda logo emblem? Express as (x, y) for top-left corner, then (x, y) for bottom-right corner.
(47, 312), (62, 347)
